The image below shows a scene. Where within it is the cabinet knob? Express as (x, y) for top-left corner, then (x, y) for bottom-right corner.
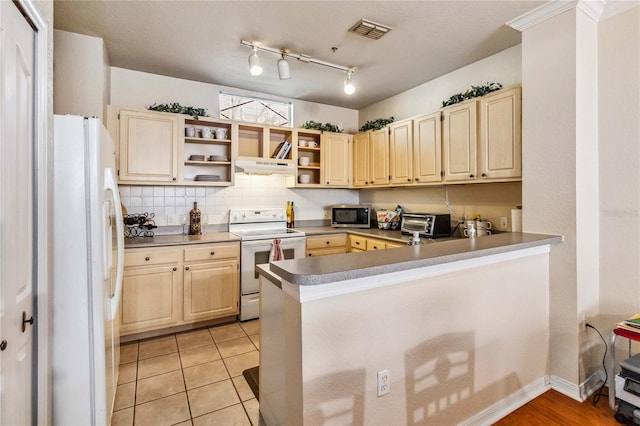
(173, 267), (177, 271)
(407, 179), (411, 182)
(145, 257), (150, 261)
(370, 181), (374, 184)
(210, 251), (215, 255)
(355, 241), (360, 245)
(0, 340), (6, 351)
(481, 173), (487, 178)
(172, 177), (176, 181)
(415, 178), (419, 182)
(185, 266), (190, 271)
(308, 253), (313, 257)
(469, 174), (475, 178)
(326, 241), (330, 245)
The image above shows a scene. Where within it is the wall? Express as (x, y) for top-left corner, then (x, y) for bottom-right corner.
(597, 7), (640, 318)
(110, 67), (359, 133)
(53, 30), (110, 119)
(360, 183), (521, 230)
(118, 175), (358, 231)
(266, 250), (550, 424)
(359, 45), (522, 124)
(521, 8), (579, 389)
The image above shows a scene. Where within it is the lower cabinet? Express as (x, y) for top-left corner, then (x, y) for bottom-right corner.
(349, 234), (406, 253)
(306, 234), (348, 257)
(121, 242), (239, 336)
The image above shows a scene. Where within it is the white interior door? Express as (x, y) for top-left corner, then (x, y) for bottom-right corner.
(0, 1), (36, 423)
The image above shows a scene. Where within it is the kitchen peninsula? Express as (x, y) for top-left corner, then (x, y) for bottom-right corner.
(259, 232), (560, 425)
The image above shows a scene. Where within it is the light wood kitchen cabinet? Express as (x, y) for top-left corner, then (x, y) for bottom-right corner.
(352, 128), (389, 187)
(442, 87), (521, 183)
(478, 87), (521, 179)
(348, 234), (367, 252)
(183, 243), (239, 322)
(306, 234), (348, 257)
(182, 117), (234, 186)
(294, 129), (322, 187)
(120, 247), (181, 335)
(118, 109), (179, 183)
(442, 99), (478, 182)
(389, 113), (442, 186)
(348, 234), (405, 252)
(322, 132), (351, 187)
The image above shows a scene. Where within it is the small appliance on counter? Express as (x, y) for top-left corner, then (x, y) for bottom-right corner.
(615, 353), (640, 424)
(401, 213), (451, 238)
(330, 205), (371, 228)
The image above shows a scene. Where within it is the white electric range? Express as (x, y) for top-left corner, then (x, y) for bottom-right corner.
(229, 208), (306, 320)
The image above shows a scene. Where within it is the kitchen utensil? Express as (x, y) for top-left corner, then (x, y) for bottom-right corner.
(298, 157), (310, 166)
(201, 127), (213, 139)
(299, 174), (311, 184)
(215, 128), (228, 139)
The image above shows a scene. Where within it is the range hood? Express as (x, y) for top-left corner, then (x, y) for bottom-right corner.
(235, 159), (295, 175)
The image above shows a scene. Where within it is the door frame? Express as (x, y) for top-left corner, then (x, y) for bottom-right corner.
(11, 0), (50, 423)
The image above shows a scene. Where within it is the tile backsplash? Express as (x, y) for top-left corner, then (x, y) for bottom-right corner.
(118, 173), (359, 231)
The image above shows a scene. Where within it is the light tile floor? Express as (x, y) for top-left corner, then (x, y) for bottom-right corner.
(112, 320), (260, 426)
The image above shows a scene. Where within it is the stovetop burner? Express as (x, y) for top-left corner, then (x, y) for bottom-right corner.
(228, 208), (305, 240)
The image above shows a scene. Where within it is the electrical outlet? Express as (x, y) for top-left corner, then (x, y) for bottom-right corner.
(324, 209), (331, 219)
(167, 215), (176, 225)
(499, 216), (508, 229)
(377, 369), (390, 397)
(583, 314), (588, 330)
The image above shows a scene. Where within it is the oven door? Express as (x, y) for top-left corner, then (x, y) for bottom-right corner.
(240, 237), (306, 295)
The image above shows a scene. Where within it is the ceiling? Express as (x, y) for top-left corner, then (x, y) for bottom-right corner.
(53, 1), (545, 110)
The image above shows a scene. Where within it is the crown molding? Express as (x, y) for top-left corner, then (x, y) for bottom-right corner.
(507, 0), (640, 31)
(506, 1), (577, 31)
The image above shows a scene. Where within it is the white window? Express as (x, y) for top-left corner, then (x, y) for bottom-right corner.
(219, 92), (292, 127)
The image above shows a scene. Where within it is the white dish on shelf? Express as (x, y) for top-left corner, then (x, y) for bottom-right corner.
(189, 155), (205, 161)
(299, 174), (311, 184)
(194, 174), (221, 181)
(209, 155), (228, 162)
(298, 157), (310, 166)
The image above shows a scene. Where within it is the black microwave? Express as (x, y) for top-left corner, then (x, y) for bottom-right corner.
(331, 205), (371, 228)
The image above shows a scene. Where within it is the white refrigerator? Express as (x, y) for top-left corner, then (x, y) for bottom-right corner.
(52, 115), (125, 425)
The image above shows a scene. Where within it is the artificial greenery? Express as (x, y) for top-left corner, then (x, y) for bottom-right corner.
(147, 102), (209, 119)
(301, 120), (343, 133)
(358, 116), (395, 132)
(441, 83), (503, 107)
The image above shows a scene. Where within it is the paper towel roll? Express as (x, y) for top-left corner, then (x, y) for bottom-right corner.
(511, 208), (522, 232)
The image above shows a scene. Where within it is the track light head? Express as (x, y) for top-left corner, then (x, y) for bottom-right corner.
(344, 71), (356, 95)
(277, 54), (290, 80)
(248, 47), (263, 76)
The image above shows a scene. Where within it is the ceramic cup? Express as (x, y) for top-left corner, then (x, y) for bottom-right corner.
(298, 140), (308, 147)
(463, 226), (477, 238)
(308, 141), (318, 148)
(476, 219), (492, 230)
(201, 128), (213, 139)
(477, 229), (492, 237)
(299, 157), (310, 166)
(185, 126), (196, 137)
(299, 174), (311, 184)
(215, 128), (228, 139)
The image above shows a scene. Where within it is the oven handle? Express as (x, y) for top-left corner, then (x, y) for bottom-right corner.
(240, 237), (306, 247)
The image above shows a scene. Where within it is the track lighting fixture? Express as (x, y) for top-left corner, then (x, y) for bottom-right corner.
(248, 47), (263, 76)
(241, 40), (357, 94)
(344, 71), (356, 95)
(277, 53), (290, 80)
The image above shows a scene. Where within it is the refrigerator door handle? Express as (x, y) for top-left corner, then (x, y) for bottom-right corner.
(105, 167), (124, 320)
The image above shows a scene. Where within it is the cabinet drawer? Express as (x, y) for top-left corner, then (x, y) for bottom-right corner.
(184, 243), (240, 262)
(125, 248), (180, 267)
(349, 235), (367, 251)
(306, 234), (347, 250)
(307, 247), (347, 257)
(366, 239), (387, 251)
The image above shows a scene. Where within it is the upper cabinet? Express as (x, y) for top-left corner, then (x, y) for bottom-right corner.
(442, 86), (521, 183)
(478, 87), (521, 179)
(118, 109), (179, 183)
(322, 132), (352, 187)
(182, 117), (234, 186)
(389, 112), (442, 186)
(352, 128), (389, 188)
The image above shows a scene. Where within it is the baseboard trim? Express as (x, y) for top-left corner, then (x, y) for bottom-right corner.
(550, 372), (604, 402)
(460, 377), (550, 426)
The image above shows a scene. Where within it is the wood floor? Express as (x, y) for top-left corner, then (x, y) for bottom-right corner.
(495, 389), (621, 425)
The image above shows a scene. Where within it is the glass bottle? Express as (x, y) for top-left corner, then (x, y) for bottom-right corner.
(189, 202), (201, 235)
(290, 201), (295, 228)
(286, 201), (292, 229)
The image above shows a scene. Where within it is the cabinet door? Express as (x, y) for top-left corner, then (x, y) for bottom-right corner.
(322, 132), (351, 187)
(479, 87), (521, 179)
(306, 247), (348, 257)
(118, 110), (179, 183)
(389, 120), (413, 185)
(183, 260), (239, 322)
(370, 128), (390, 186)
(120, 264), (180, 335)
(442, 101), (477, 182)
(352, 132), (370, 187)
(413, 112), (442, 183)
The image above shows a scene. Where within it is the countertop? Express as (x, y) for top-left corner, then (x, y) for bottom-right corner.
(269, 232), (562, 286)
(295, 226), (463, 244)
(124, 232), (240, 248)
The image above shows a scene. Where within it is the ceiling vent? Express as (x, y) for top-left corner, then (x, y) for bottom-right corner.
(348, 18), (392, 40)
